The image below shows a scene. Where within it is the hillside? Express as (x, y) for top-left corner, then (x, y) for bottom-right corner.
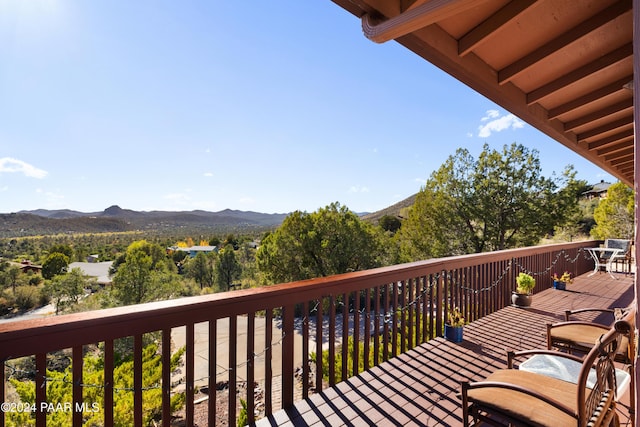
(362, 193), (416, 224)
(0, 206), (288, 238)
(0, 195), (419, 238)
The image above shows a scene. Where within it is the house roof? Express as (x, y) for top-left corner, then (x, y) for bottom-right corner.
(329, 0), (635, 185)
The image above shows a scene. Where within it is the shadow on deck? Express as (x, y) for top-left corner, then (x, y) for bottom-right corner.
(257, 271), (635, 426)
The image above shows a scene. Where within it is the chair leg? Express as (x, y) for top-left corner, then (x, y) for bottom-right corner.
(461, 382), (470, 427)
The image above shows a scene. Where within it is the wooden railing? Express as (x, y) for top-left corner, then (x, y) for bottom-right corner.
(0, 241), (597, 427)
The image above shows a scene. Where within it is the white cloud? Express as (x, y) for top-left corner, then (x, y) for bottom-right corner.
(0, 157), (48, 178)
(349, 186), (370, 193)
(477, 110), (525, 137)
(203, 172), (213, 177)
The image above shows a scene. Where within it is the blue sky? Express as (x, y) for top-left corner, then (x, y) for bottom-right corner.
(0, 1), (616, 215)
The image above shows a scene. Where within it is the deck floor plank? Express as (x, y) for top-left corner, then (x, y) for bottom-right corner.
(256, 272), (635, 426)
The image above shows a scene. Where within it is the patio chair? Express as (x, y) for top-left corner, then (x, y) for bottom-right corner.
(460, 327), (621, 427)
(547, 307), (635, 425)
(603, 239), (632, 274)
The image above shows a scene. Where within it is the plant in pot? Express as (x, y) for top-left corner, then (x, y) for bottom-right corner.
(444, 306), (465, 343)
(512, 272), (535, 307)
(552, 271), (572, 291)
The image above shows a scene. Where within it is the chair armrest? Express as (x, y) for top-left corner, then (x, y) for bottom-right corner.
(507, 349), (584, 368)
(564, 308), (614, 322)
(614, 308), (636, 333)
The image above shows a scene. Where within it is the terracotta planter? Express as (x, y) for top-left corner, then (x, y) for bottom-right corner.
(511, 291), (532, 307)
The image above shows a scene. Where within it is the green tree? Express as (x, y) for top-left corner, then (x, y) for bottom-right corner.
(8, 343), (185, 427)
(399, 143), (575, 260)
(112, 240), (181, 305)
(590, 182), (634, 239)
(256, 202), (382, 283)
(185, 252), (216, 290)
(216, 247), (241, 291)
(47, 244), (73, 260)
(45, 268), (86, 314)
(42, 253), (70, 280)
(378, 215), (402, 233)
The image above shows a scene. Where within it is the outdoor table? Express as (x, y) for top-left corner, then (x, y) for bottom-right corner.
(585, 247), (623, 279)
(519, 354), (630, 401)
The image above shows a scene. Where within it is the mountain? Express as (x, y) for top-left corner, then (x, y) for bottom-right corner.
(0, 206), (288, 237)
(0, 195), (418, 238)
(361, 193), (416, 224)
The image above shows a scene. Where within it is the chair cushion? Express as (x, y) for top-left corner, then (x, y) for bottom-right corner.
(550, 324), (630, 362)
(467, 369), (579, 427)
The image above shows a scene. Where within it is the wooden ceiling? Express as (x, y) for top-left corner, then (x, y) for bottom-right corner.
(330, 0), (635, 185)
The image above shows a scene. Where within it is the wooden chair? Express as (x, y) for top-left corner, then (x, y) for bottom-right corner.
(461, 327), (621, 427)
(546, 307), (635, 426)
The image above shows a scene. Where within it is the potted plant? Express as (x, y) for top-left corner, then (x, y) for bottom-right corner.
(512, 272), (535, 307)
(552, 271), (573, 291)
(444, 306), (465, 343)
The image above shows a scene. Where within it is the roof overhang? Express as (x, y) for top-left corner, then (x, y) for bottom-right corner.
(330, 0), (635, 185)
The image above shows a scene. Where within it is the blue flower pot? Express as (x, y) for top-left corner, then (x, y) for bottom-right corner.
(445, 324), (463, 343)
(553, 280), (566, 290)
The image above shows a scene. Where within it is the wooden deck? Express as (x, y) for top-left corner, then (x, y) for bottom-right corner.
(256, 271), (635, 426)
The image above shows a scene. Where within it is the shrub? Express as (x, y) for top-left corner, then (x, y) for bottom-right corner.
(13, 286), (40, 311)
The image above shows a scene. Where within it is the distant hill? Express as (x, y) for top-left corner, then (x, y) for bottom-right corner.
(362, 194), (416, 224)
(0, 196), (419, 238)
(0, 206), (288, 237)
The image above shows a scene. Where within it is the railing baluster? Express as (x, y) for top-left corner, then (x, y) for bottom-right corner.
(72, 345), (82, 427)
(341, 292), (348, 381)
(264, 309), (272, 415)
(134, 334), (143, 427)
(104, 339), (114, 427)
(408, 278), (414, 349)
(208, 319), (217, 426)
(373, 286), (380, 366)
(247, 312), (255, 424)
(392, 282), (398, 356)
(282, 305), (294, 408)
(301, 302), (309, 399)
(383, 284), (389, 361)
(329, 295), (336, 386)
(400, 280), (406, 353)
(315, 298), (323, 393)
(1, 356), (5, 427)
(363, 288), (371, 371)
(353, 291), (360, 376)
(186, 324), (194, 426)
(161, 330), (171, 427)
(228, 316), (237, 425)
(35, 353), (46, 427)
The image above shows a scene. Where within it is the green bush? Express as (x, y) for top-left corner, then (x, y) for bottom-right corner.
(13, 285), (40, 311)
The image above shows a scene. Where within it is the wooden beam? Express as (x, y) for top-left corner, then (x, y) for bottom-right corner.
(527, 43), (633, 104)
(577, 116), (634, 140)
(499, 1), (631, 84)
(548, 76), (633, 118)
(458, 0), (536, 56)
(565, 99), (634, 131)
(587, 128), (634, 150)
